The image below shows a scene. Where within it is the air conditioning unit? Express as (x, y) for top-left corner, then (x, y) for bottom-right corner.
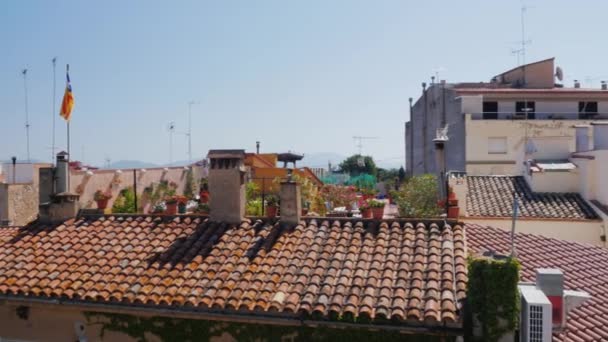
(519, 284), (552, 342)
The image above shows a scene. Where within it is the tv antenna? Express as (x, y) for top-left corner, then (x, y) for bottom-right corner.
(167, 121), (176, 165)
(22, 68), (30, 162)
(187, 100), (198, 164)
(352, 136), (378, 155)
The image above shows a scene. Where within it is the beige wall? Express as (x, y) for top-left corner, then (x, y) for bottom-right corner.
(70, 166), (207, 212)
(0, 304), (239, 342)
(523, 170), (580, 193)
(0, 183), (37, 226)
(465, 114), (599, 175)
(465, 217), (604, 246)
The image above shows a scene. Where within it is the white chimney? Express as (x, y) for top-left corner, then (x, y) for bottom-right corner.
(56, 151), (69, 193)
(573, 124), (591, 152)
(279, 172), (301, 225)
(591, 122), (608, 150)
(207, 149), (246, 223)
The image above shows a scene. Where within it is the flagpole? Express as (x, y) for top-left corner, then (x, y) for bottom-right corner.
(52, 57), (57, 164)
(66, 64), (71, 191)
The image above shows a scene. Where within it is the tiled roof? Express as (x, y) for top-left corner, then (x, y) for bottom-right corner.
(466, 224), (608, 342)
(0, 215), (467, 329)
(466, 176), (598, 220)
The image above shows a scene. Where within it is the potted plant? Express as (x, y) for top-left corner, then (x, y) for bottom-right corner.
(175, 195), (188, 214)
(359, 202), (372, 219)
(367, 199), (385, 220)
(196, 203), (209, 215)
(265, 195), (279, 218)
(151, 203), (165, 214)
(93, 190), (112, 210)
(199, 180), (209, 204)
(164, 196), (178, 215)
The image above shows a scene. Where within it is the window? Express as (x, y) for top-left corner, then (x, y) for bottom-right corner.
(516, 101), (535, 119)
(482, 101), (498, 119)
(579, 101), (598, 119)
(488, 137), (507, 154)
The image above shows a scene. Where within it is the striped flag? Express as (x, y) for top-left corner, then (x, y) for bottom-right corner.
(59, 65), (74, 121)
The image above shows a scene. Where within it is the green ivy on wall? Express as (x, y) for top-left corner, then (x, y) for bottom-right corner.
(466, 256), (520, 342)
(84, 312), (458, 342)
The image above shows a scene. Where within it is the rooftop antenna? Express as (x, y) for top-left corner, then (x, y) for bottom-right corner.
(22, 68), (30, 162)
(352, 136), (378, 155)
(519, 5), (532, 86)
(52, 57), (57, 164)
(510, 191), (519, 257)
(187, 100), (198, 164)
(432, 66), (446, 82)
(104, 156), (111, 169)
(167, 121), (175, 165)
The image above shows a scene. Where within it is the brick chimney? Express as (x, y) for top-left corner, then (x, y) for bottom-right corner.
(38, 152), (80, 224)
(208, 149), (246, 223)
(279, 171), (301, 225)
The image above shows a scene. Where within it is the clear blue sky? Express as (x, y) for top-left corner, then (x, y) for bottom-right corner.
(2, 1), (607, 168)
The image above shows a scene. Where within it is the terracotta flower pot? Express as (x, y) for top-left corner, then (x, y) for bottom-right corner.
(361, 208), (372, 219)
(447, 206), (459, 219)
(266, 205), (278, 218)
(96, 199), (109, 210)
(302, 208), (308, 216)
(372, 207), (384, 220)
(448, 199), (459, 206)
(165, 202), (178, 215)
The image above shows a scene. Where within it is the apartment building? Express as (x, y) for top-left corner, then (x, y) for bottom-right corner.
(406, 57), (608, 176)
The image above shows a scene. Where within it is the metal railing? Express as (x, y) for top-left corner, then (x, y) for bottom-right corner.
(470, 112), (608, 120)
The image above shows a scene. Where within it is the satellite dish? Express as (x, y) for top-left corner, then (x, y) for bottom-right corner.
(555, 66), (564, 82)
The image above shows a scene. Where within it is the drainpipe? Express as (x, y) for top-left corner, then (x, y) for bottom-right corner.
(422, 82), (428, 173)
(409, 97), (414, 176)
(11, 156), (16, 184)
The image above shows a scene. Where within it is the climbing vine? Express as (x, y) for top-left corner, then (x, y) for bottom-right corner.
(466, 256), (520, 342)
(84, 312), (457, 342)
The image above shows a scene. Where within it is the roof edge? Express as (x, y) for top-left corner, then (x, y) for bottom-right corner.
(0, 295), (464, 335)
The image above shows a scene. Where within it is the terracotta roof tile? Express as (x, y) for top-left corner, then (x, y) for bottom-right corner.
(467, 176), (598, 220)
(467, 223), (608, 341)
(0, 216), (465, 328)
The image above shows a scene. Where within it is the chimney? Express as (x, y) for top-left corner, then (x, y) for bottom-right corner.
(56, 151), (69, 193)
(574, 80), (581, 88)
(591, 122), (608, 150)
(256, 141), (260, 154)
(433, 127), (449, 201)
(279, 171), (301, 225)
(536, 269), (564, 330)
(38, 152), (80, 223)
(207, 149), (246, 223)
(573, 124), (591, 152)
(602, 81), (607, 90)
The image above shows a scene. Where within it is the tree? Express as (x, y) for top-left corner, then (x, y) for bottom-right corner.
(398, 166), (406, 183)
(392, 174), (441, 218)
(339, 154), (377, 176)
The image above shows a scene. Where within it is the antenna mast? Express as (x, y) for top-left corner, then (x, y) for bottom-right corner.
(168, 121), (175, 165)
(187, 101), (198, 164)
(22, 68), (30, 162)
(352, 136), (378, 155)
(52, 57), (57, 164)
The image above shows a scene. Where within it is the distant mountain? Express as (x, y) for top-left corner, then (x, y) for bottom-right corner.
(105, 160), (159, 169)
(300, 152), (346, 170)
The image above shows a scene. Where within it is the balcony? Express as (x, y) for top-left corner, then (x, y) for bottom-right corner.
(470, 112), (608, 120)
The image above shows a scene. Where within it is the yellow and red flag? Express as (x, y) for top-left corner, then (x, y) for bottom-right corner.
(59, 65), (74, 121)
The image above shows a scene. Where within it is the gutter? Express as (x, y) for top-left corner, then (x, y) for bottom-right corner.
(0, 294), (463, 336)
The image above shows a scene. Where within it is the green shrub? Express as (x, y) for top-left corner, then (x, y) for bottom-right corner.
(111, 187), (137, 213)
(392, 174), (440, 218)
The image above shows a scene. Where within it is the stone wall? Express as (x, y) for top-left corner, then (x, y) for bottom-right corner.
(0, 183), (37, 226)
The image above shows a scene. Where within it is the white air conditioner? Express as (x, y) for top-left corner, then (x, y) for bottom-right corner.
(519, 284), (552, 342)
